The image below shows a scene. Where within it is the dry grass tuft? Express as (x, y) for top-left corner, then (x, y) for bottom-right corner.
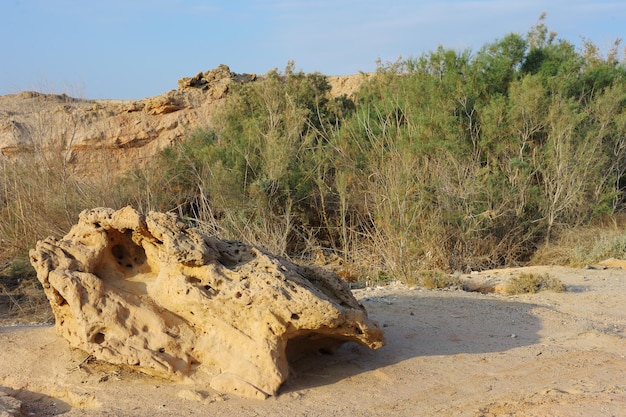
(416, 270), (462, 290)
(505, 272), (565, 295)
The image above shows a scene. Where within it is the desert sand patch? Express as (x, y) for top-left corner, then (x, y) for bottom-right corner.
(1, 265), (625, 416)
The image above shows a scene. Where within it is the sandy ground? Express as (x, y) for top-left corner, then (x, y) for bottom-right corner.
(1, 265), (625, 416)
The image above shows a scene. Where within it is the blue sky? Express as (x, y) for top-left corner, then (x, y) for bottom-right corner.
(1, 1), (624, 100)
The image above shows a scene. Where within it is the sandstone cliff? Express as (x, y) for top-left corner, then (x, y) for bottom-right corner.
(0, 65), (251, 177)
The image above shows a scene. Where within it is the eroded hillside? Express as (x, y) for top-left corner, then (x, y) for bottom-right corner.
(0, 65), (365, 179)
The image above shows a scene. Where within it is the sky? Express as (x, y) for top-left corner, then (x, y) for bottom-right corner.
(1, 1), (624, 100)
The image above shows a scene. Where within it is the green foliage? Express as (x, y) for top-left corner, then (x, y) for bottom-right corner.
(134, 63), (357, 255)
(587, 233), (626, 263)
(474, 33), (527, 96)
(131, 19), (626, 280)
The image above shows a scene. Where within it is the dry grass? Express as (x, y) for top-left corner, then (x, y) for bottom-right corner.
(505, 272), (565, 295)
(415, 270), (462, 290)
(531, 216), (626, 267)
(0, 261), (52, 325)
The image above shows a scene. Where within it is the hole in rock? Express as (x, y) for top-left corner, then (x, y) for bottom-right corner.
(111, 244), (126, 261)
(197, 283), (218, 297)
(235, 292), (242, 298)
(165, 330), (179, 339)
(93, 332), (105, 344)
(291, 313), (300, 320)
(117, 306), (130, 322)
(94, 229), (151, 289)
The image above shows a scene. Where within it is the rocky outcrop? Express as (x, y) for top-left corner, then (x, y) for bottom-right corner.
(177, 64), (256, 97)
(0, 65), (255, 177)
(327, 73), (373, 98)
(29, 207), (385, 399)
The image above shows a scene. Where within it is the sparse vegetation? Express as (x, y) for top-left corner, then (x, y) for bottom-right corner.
(416, 270), (462, 290)
(0, 259), (53, 324)
(531, 215), (626, 266)
(505, 272), (565, 294)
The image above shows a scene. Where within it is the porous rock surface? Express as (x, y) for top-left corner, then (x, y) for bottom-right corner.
(29, 207), (385, 398)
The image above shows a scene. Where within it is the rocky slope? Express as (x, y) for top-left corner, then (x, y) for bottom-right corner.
(0, 65), (366, 178)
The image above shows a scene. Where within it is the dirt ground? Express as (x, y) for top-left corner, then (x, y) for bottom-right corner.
(1, 265), (625, 416)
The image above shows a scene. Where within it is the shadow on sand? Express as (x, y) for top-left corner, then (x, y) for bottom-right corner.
(1, 386), (72, 416)
(281, 293), (543, 394)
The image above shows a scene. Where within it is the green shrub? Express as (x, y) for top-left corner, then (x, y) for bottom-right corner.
(531, 218), (626, 267)
(136, 25), (626, 279)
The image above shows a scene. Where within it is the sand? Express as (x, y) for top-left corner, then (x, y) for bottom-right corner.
(1, 265), (625, 416)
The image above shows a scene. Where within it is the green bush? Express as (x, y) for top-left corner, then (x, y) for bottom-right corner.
(134, 21), (626, 279)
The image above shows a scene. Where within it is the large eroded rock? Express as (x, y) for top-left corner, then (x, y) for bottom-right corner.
(29, 207), (385, 398)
